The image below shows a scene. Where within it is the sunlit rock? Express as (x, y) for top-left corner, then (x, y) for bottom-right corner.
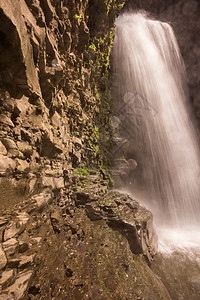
(0, 245), (7, 270)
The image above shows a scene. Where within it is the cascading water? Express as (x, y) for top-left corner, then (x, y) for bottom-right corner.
(111, 12), (200, 240)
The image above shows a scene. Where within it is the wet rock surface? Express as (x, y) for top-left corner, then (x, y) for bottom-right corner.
(152, 250), (200, 300)
(85, 191), (158, 261)
(0, 178), (170, 299)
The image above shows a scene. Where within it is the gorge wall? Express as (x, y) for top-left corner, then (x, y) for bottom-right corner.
(0, 0), (199, 299)
(0, 0), (119, 203)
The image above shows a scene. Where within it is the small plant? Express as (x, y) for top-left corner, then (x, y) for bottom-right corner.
(73, 131), (80, 137)
(107, 0), (113, 14)
(89, 43), (97, 52)
(87, 125), (100, 154)
(74, 13), (83, 25)
(118, 3), (125, 9)
(72, 164), (89, 177)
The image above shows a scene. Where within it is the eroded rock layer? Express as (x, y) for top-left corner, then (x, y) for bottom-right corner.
(0, 0), (125, 203)
(0, 185), (170, 299)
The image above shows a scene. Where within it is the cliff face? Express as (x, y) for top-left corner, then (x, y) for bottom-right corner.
(0, 0), (125, 203)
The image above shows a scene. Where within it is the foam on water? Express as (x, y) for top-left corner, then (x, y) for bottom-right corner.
(157, 227), (200, 262)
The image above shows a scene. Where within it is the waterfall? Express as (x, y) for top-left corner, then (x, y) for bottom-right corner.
(111, 12), (200, 229)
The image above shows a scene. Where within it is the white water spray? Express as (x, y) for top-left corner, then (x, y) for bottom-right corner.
(112, 12), (200, 243)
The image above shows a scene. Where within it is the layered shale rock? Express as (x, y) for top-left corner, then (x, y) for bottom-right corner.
(0, 0), (125, 206)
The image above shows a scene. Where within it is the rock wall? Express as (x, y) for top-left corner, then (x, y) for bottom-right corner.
(0, 0), (126, 204)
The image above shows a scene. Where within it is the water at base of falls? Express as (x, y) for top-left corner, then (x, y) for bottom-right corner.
(119, 189), (200, 257)
(157, 227), (200, 256)
(111, 11), (200, 230)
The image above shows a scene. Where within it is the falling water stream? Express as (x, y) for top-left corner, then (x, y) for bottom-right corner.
(112, 12), (200, 257)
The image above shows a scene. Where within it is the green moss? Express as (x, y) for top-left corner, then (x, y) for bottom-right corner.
(117, 2), (125, 9)
(72, 164), (89, 176)
(74, 13), (83, 25)
(107, 0), (126, 14)
(89, 43), (97, 52)
(88, 125), (99, 154)
(77, 1), (126, 172)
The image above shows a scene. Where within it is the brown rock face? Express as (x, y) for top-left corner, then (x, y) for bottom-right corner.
(0, 0), (41, 97)
(0, 0), (125, 201)
(85, 191), (158, 262)
(0, 183), (171, 300)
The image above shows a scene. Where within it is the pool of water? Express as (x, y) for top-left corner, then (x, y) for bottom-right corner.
(152, 227), (200, 300)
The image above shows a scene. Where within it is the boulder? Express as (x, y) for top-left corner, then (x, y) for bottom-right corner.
(3, 223), (21, 241)
(53, 177), (64, 189)
(40, 176), (55, 189)
(85, 191), (158, 262)
(2, 138), (18, 156)
(39, 176), (64, 189)
(0, 269), (14, 289)
(16, 159), (30, 173)
(50, 208), (63, 234)
(31, 191), (53, 208)
(18, 254), (34, 269)
(40, 132), (63, 158)
(18, 241), (29, 253)
(14, 96), (32, 117)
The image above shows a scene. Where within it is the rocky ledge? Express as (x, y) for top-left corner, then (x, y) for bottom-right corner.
(0, 179), (171, 299)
